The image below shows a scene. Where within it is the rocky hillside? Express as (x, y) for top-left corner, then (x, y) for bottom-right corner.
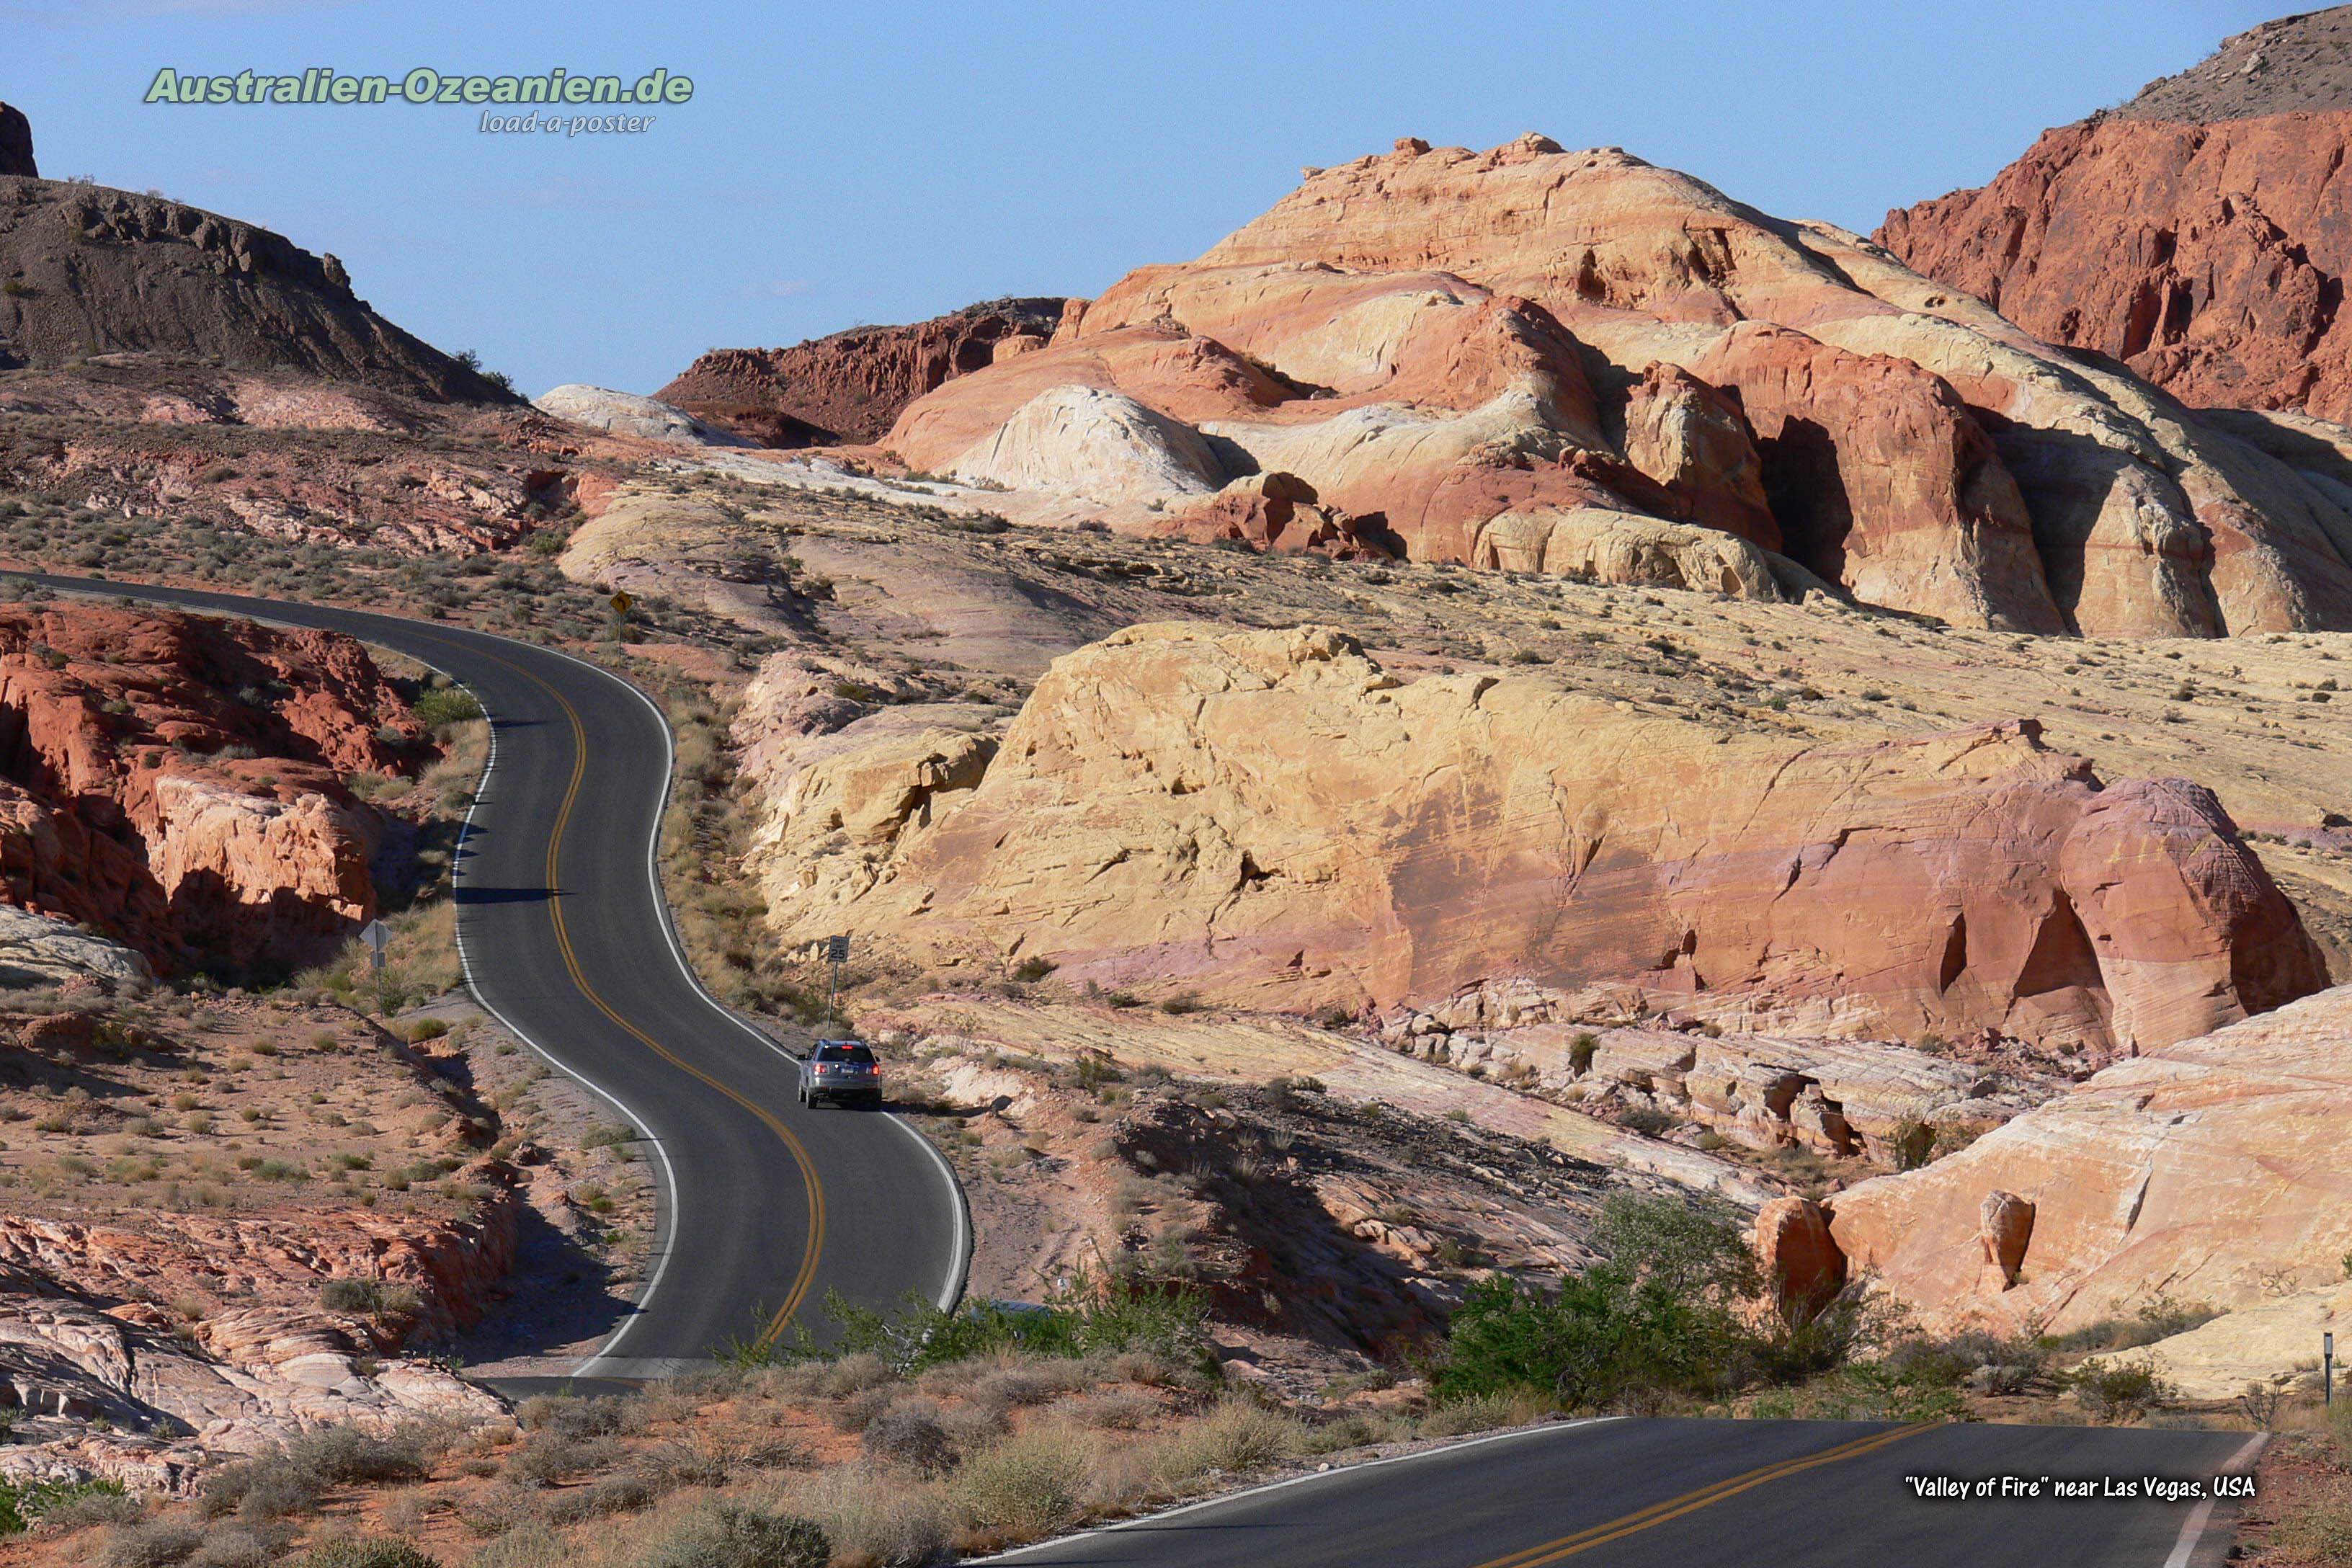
(1879, 8), (2352, 427)
(0, 598), (437, 974)
(0, 107), (510, 404)
(656, 296), (1068, 446)
(873, 134), (2352, 637)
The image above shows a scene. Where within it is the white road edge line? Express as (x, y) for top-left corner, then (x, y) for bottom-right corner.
(2162, 1431), (2268, 1568)
(435, 669), (684, 1378)
(553, 641), (974, 1319)
(15, 575), (973, 1357)
(971, 1417), (1621, 1563)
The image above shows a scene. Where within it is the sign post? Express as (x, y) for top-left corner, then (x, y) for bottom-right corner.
(825, 935), (850, 1030)
(360, 919), (391, 1015)
(2328, 1332), (2336, 1408)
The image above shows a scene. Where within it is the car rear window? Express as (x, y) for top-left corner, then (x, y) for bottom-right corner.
(815, 1043), (876, 1064)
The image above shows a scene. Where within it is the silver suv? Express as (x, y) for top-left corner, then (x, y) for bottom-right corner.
(798, 1038), (883, 1110)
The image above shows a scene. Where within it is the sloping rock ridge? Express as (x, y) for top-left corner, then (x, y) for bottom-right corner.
(0, 163), (511, 403)
(748, 621), (2324, 1054)
(0, 600), (429, 971)
(1879, 9), (2352, 427)
(656, 295), (1069, 446)
(1818, 984), (2352, 1394)
(876, 134), (2352, 636)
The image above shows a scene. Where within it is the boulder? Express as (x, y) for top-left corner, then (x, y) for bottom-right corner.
(1466, 507), (1804, 600)
(948, 384), (1225, 507)
(1755, 1196), (1845, 1322)
(1621, 362), (1777, 545)
(1977, 1190), (2035, 1291)
(532, 384), (750, 446)
(0, 602), (423, 972)
(0, 104), (32, 179)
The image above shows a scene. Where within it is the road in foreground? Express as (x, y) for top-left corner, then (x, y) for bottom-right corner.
(19, 572), (967, 1378)
(984, 1416), (2261, 1568)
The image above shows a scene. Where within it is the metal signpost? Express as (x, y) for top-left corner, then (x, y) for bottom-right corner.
(360, 919), (392, 1015)
(2329, 1332), (2336, 1408)
(826, 934), (850, 1029)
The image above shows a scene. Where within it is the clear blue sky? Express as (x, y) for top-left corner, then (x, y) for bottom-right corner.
(14, 1), (2286, 398)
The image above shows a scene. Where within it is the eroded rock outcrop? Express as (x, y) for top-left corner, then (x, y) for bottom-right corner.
(878, 134), (2352, 634)
(533, 383), (750, 447)
(1827, 985), (2352, 1342)
(751, 621), (2323, 1053)
(656, 296), (1069, 446)
(0, 103), (33, 180)
(1880, 10), (2352, 427)
(0, 602), (429, 971)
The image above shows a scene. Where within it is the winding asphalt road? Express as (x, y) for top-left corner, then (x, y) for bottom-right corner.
(15, 572), (968, 1378)
(983, 1416), (2264, 1568)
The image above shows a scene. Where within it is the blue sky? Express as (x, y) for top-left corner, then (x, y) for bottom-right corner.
(14, 1), (2285, 398)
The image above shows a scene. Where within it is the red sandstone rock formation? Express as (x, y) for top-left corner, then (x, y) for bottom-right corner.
(0, 602), (429, 972)
(656, 297), (1069, 447)
(881, 133), (2352, 633)
(1755, 1195), (1846, 1323)
(1879, 11), (2352, 426)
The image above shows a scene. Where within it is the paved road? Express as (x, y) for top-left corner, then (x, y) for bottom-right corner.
(984, 1417), (2263, 1568)
(18, 572), (967, 1378)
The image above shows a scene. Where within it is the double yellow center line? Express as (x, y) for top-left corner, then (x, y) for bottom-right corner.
(1469, 1422), (1938, 1567)
(479, 644), (827, 1352)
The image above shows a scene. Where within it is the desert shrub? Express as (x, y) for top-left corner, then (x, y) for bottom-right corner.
(32, 1484), (142, 1533)
(1419, 1389), (1558, 1438)
(288, 1540), (442, 1568)
(461, 1526), (566, 1568)
(782, 1268), (1209, 1376)
(1435, 1193), (1765, 1409)
(514, 1393), (628, 1440)
(1747, 1363), (1969, 1423)
(781, 1469), (953, 1567)
(201, 1425), (428, 1520)
(503, 1432), (615, 1487)
(1148, 1397), (1307, 1484)
(1615, 1103), (1675, 1138)
(2046, 1296), (2221, 1353)
(184, 1527), (278, 1568)
(289, 1425), (432, 1486)
(318, 1278), (382, 1313)
(411, 687), (482, 729)
(0, 1477), (128, 1534)
(99, 1522), (202, 1568)
(951, 1427), (1097, 1540)
(2070, 1361), (2173, 1423)
(863, 1397), (955, 1474)
(545, 1471), (663, 1523)
(1567, 1032), (1599, 1074)
(638, 1502), (828, 1568)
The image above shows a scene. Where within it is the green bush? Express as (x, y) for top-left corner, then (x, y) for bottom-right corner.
(411, 687), (483, 729)
(0, 1476), (127, 1534)
(1435, 1193), (1766, 1409)
(639, 1503), (827, 1568)
(2070, 1361), (2173, 1424)
(749, 1268), (1209, 1376)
